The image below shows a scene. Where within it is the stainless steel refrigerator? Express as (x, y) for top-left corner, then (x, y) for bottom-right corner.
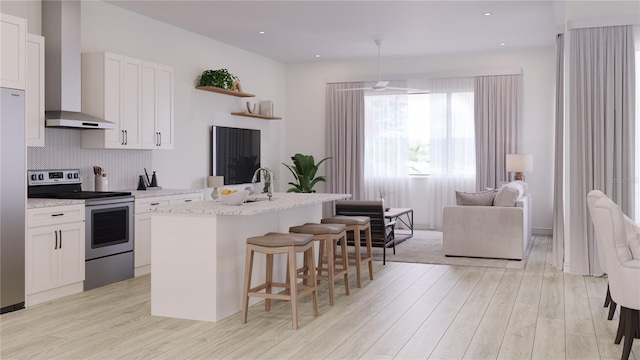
(1, 87), (26, 314)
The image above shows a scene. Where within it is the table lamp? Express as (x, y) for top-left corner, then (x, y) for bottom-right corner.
(207, 176), (224, 200)
(506, 154), (533, 181)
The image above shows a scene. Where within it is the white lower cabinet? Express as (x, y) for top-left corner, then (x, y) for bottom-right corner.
(134, 193), (203, 276)
(26, 205), (85, 306)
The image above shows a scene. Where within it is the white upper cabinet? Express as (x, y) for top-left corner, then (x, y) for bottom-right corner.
(81, 52), (142, 149)
(121, 56), (143, 148)
(0, 13), (26, 90)
(142, 61), (174, 149)
(82, 52), (173, 150)
(26, 34), (45, 147)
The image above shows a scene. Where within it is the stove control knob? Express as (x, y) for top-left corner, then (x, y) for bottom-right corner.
(67, 173), (73, 179)
(74, 173), (79, 179)
(38, 174), (44, 180)
(31, 174), (37, 181)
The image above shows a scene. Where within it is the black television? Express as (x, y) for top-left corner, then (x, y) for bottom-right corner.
(211, 126), (261, 185)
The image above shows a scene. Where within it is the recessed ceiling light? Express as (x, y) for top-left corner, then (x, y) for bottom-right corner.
(258, 31), (266, 34)
(484, 12), (492, 16)
(500, 42), (507, 46)
(315, 54), (321, 58)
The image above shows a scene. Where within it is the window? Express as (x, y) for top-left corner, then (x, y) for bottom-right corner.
(427, 89), (475, 176)
(364, 79), (475, 178)
(408, 93), (430, 174)
(363, 90), (410, 179)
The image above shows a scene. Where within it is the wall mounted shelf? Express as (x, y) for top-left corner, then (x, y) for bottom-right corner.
(195, 86), (255, 98)
(231, 112), (281, 120)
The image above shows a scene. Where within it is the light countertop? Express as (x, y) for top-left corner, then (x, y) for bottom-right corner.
(127, 189), (204, 199)
(149, 192), (350, 216)
(27, 198), (85, 209)
(27, 189), (203, 208)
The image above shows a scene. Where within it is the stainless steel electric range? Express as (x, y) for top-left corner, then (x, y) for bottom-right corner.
(28, 169), (135, 290)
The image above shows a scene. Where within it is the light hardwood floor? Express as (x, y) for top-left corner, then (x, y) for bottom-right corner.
(2, 234), (640, 359)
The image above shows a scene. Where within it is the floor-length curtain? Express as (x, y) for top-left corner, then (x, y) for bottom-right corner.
(325, 82), (366, 200)
(425, 77), (475, 230)
(363, 81), (411, 207)
(569, 25), (636, 276)
(474, 75), (523, 190)
(552, 34), (565, 270)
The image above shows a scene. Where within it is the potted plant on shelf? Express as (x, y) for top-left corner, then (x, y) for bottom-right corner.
(198, 69), (239, 90)
(282, 153), (331, 193)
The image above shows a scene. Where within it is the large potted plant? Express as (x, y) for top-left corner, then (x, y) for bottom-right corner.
(283, 153), (331, 193)
(198, 68), (239, 90)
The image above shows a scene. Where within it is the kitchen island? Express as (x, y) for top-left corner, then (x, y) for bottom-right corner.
(149, 192), (349, 322)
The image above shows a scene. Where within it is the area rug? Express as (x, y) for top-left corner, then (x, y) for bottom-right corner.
(369, 230), (527, 269)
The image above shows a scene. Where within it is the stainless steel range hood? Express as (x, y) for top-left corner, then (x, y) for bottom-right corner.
(42, 0), (116, 130)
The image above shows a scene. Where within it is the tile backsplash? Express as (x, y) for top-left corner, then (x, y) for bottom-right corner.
(27, 129), (152, 191)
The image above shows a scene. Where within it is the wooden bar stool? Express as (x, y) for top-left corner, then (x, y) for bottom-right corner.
(241, 232), (318, 330)
(321, 215), (373, 288)
(289, 223), (349, 305)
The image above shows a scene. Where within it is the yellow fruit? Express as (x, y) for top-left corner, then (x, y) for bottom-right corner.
(232, 189), (238, 193)
(221, 189), (231, 195)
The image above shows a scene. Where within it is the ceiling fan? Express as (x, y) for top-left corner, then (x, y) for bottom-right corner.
(337, 39), (421, 92)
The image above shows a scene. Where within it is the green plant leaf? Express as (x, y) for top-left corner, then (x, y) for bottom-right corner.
(282, 154), (331, 193)
(198, 68), (239, 89)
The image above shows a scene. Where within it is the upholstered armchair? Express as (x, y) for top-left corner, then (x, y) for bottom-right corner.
(590, 192), (640, 360)
(587, 190), (617, 320)
(443, 181), (532, 260)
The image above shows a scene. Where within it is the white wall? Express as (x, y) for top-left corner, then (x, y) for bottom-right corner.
(0, 0), (40, 35)
(80, 1), (287, 191)
(285, 48), (556, 232)
(3, 1), (288, 193)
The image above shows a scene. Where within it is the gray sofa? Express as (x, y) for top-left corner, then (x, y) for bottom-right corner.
(442, 182), (532, 260)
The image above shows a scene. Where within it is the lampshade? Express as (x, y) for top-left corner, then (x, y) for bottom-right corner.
(207, 176), (224, 188)
(506, 154), (533, 172)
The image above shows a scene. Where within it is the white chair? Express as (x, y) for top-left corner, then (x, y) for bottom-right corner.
(587, 190), (617, 320)
(590, 192), (640, 360)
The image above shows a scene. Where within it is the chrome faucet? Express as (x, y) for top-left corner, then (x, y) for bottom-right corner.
(252, 167), (274, 201)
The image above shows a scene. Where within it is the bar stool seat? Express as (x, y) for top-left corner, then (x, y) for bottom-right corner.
(241, 232), (318, 330)
(322, 215), (374, 288)
(289, 223), (349, 305)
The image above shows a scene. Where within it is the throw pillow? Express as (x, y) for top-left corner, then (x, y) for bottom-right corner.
(512, 180), (528, 194)
(455, 190), (496, 206)
(493, 183), (522, 207)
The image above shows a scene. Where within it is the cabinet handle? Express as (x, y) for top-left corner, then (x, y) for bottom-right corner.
(150, 202), (160, 206)
(54, 230), (58, 249)
(121, 130), (126, 145)
(51, 213), (64, 217)
(159, 132), (162, 146)
(59, 230), (62, 249)
(184, 199), (192, 202)
(125, 130), (128, 145)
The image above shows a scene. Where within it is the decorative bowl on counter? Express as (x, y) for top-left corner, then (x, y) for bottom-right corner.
(220, 189), (250, 205)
